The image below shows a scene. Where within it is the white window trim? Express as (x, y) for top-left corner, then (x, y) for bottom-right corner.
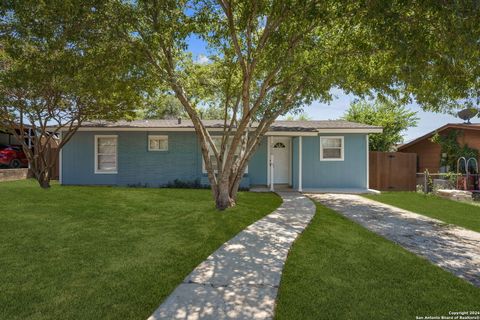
(202, 136), (221, 174)
(320, 136), (344, 161)
(202, 136), (248, 174)
(94, 135), (118, 174)
(148, 135), (168, 152)
(59, 131), (63, 184)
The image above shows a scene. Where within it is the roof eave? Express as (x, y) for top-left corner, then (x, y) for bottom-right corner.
(63, 126), (382, 133)
(317, 128), (383, 134)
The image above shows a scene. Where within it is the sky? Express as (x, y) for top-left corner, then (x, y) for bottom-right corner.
(187, 35), (463, 144)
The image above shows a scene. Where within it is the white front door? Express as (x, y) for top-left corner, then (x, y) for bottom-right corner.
(271, 137), (290, 184)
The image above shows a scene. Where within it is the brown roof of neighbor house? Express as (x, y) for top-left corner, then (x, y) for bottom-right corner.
(79, 119), (382, 132)
(398, 123), (480, 151)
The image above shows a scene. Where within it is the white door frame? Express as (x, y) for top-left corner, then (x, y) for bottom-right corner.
(267, 136), (292, 186)
(288, 138), (292, 185)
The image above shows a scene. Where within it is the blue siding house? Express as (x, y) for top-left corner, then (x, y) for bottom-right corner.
(60, 120), (382, 191)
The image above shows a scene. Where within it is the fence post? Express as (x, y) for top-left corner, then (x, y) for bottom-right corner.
(424, 170), (429, 193)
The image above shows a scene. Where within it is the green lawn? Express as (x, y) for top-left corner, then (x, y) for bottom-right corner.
(0, 180), (281, 320)
(275, 204), (480, 320)
(364, 192), (480, 232)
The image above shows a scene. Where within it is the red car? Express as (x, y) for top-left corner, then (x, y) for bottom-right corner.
(0, 145), (29, 168)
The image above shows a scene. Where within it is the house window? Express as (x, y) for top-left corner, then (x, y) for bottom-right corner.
(148, 135), (168, 151)
(205, 136), (222, 172)
(95, 135), (117, 174)
(320, 136), (344, 161)
(202, 136), (247, 173)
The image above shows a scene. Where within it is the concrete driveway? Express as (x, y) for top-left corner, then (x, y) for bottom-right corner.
(309, 193), (480, 287)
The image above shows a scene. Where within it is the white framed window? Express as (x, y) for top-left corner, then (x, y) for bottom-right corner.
(148, 135), (168, 151)
(95, 135), (118, 174)
(320, 136), (344, 161)
(204, 136), (222, 173)
(202, 136), (247, 173)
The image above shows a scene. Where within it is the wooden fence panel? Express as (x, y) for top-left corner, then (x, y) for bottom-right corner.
(369, 152), (417, 191)
(49, 148), (59, 180)
(26, 148), (59, 180)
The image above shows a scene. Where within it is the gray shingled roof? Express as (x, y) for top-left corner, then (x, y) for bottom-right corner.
(81, 119), (381, 132)
(269, 120), (381, 131)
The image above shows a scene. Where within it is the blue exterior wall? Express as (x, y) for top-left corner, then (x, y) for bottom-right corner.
(118, 132), (201, 186)
(62, 131), (368, 189)
(248, 137), (267, 185)
(292, 134), (368, 189)
(62, 131), (251, 187)
(62, 131), (119, 185)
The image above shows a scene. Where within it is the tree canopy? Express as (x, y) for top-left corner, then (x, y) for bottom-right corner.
(135, 94), (225, 120)
(136, 94), (186, 119)
(115, 0), (480, 209)
(0, 0), (143, 187)
(284, 112), (312, 121)
(343, 99), (419, 151)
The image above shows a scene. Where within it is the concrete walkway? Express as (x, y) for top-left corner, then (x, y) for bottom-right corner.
(148, 192), (316, 320)
(309, 193), (480, 287)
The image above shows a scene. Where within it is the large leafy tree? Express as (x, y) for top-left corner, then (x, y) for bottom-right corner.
(284, 112), (312, 121)
(135, 94), (223, 120)
(343, 99), (419, 151)
(118, 0), (479, 209)
(0, 1), (142, 188)
(136, 94), (187, 119)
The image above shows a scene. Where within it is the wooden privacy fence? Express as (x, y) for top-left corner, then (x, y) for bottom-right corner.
(26, 147), (59, 180)
(49, 148), (59, 180)
(369, 151), (417, 191)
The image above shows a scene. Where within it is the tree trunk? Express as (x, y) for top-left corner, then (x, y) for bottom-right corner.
(229, 176), (242, 204)
(37, 173), (51, 189)
(215, 180), (236, 210)
(31, 150), (52, 189)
